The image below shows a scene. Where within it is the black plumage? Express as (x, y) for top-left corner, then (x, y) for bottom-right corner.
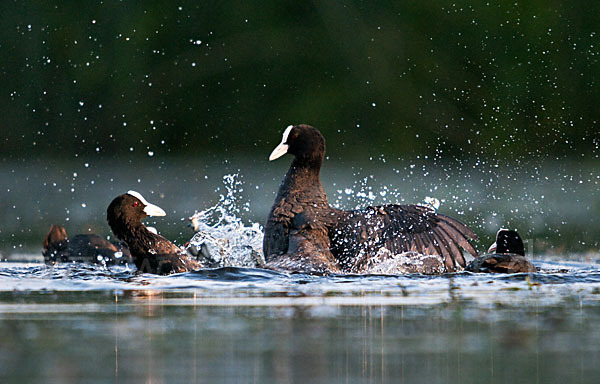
(43, 224), (132, 265)
(107, 191), (203, 275)
(264, 124), (478, 274)
(466, 229), (536, 273)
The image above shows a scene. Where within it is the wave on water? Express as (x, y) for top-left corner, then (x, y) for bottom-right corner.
(0, 258), (598, 289)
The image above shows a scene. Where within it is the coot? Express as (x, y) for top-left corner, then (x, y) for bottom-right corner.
(466, 229), (536, 273)
(43, 224), (132, 265)
(264, 124), (478, 274)
(107, 191), (203, 275)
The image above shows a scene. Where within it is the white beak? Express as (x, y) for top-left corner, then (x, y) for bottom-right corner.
(143, 203), (166, 217)
(269, 143), (289, 161)
(145, 226), (158, 234)
(269, 125), (294, 161)
(127, 190), (167, 217)
(487, 242), (497, 254)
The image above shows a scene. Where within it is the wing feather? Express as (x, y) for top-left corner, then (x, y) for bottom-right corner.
(330, 204), (477, 271)
(430, 231), (454, 270)
(435, 226), (465, 269)
(438, 217), (478, 257)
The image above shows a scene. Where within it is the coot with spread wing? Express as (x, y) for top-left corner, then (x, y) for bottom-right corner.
(264, 124), (478, 274)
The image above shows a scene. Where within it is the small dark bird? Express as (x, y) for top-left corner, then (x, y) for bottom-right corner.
(107, 191), (203, 275)
(466, 229), (536, 273)
(43, 224), (132, 265)
(264, 124), (478, 274)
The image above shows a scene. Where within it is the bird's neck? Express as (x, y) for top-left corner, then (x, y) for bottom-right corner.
(284, 157), (323, 189)
(114, 222), (156, 255)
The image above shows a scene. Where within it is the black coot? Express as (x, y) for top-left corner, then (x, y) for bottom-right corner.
(264, 124), (478, 274)
(466, 229), (536, 273)
(43, 224), (132, 265)
(107, 191), (203, 275)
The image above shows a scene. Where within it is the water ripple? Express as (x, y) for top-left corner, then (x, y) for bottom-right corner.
(0, 258), (598, 308)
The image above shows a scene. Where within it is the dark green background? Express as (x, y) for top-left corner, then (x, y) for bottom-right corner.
(1, 1), (598, 160)
(0, 1), (599, 254)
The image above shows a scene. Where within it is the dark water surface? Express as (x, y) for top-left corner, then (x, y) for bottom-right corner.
(1, 259), (599, 383)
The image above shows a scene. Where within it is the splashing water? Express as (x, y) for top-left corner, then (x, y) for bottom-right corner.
(418, 196), (441, 211)
(186, 174), (265, 268)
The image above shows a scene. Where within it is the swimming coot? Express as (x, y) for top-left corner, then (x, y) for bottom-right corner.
(264, 124), (478, 274)
(43, 224), (132, 265)
(107, 191), (203, 275)
(466, 229), (536, 273)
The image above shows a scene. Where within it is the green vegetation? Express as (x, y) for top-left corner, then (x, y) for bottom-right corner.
(1, 1), (598, 160)
(0, 1), (598, 254)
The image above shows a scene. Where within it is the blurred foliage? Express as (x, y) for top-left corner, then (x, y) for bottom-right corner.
(0, 0), (598, 161)
(1, 1), (599, 254)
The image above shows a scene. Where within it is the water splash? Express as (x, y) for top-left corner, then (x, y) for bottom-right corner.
(187, 174), (265, 268)
(418, 196), (441, 211)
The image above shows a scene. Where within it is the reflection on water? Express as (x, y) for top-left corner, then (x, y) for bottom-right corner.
(0, 261), (599, 382)
(1, 291), (599, 383)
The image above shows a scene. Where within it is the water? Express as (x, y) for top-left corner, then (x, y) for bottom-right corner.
(1, 160), (600, 382)
(1, 260), (600, 383)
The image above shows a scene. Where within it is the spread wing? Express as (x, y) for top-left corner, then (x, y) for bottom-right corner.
(329, 204), (477, 272)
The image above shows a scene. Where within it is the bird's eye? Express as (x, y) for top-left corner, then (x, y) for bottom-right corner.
(133, 201), (139, 207)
